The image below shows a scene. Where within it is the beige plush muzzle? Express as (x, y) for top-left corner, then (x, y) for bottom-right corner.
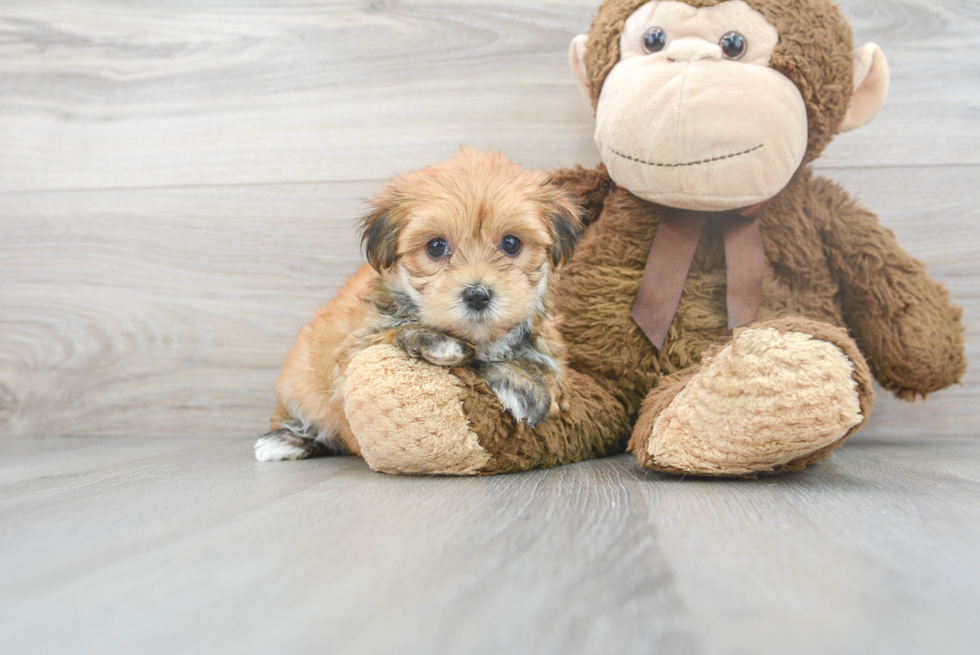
(595, 54), (808, 211)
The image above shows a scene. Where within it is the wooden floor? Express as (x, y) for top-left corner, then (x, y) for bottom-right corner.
(1, 437), (978, 655)
(1, 1), (978, 653)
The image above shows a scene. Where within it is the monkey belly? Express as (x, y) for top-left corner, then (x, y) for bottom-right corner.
(554, 193), (845, 417)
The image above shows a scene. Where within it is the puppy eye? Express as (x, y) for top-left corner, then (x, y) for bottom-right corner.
(642, 27), (667, 54)
(426, 238), (449, 259)
(500, 235), (522, 256)
(720, 31), (746, 60)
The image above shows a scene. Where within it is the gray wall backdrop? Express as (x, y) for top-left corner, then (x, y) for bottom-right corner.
(0, 0), (976, 441)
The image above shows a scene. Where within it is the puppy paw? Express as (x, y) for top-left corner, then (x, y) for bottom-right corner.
(481, 362), (555, 428)
(495, 384), (552, 428)
(396, 326), (474, 367)
(254, 422), (344, 461)
(255, 430), (320, 461)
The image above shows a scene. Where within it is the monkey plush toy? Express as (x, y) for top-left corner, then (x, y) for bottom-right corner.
(339, 0), (966, 476)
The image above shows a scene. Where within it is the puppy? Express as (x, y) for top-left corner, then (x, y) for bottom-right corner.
(255, 149), (584, 462)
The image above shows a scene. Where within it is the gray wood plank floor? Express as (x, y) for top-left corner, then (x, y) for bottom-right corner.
(1, 1), (978, 653)
(2, 438), (979, 655)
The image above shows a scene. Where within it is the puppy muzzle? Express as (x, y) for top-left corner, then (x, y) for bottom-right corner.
(462, 285), (493, 313)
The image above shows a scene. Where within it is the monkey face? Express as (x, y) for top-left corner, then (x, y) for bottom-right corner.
(593, 0), (809, 211)
(360, 149), (582, 344)
(571, 0), (889, 213)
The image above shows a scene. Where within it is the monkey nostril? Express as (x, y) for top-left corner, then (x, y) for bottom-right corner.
(462, 286), (492, 312)
(666, 40), (722, 63)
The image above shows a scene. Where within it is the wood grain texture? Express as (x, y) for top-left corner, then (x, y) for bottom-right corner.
(0, 1), (977, 443)
(1, 167), (975, 440)
(0, 0), (978, 194)
(0, 182), (370, 439)
(1, 438), (978, 655)
(0, 2), (978, 651)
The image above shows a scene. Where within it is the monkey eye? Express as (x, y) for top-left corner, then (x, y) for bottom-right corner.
(500, 235), (523, 256)
(720, 31), (747, 60)
(426, 238), (449, 259)
(642, 27), (667, 54)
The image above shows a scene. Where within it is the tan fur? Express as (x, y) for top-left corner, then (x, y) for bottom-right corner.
(579, 0), (812, 210)
(344, 345), (491, 475)
(268, 149), (582, 465)
(582, 0), (857, 164)
(334, 0), (965, 477)
(641, 326), (863, 476)
(271, 263), (377, 454)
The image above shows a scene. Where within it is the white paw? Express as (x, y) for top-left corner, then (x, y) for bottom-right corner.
(254, 435), (308, 462)
(421, 339), (468, 366)
(490, 384), (551, 427)
(493, 386), (530, 423)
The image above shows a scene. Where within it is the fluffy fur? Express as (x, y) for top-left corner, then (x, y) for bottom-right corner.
(257, 149), (583, 461)
(338, 0), (965, 477)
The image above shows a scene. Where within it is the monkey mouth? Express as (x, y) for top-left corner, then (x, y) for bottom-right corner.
(606, 143), (765, 168)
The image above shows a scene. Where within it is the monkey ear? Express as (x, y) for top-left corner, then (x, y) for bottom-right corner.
(358, 204), (402, 273)
(839, 44), (890, 133)
(569, 35), (591, 99)
(545, 193), (584, 270)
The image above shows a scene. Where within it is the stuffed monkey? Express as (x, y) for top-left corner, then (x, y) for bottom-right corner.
(339, 0), (965, 476)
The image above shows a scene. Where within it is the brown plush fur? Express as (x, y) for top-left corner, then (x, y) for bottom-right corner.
(458, 365), (630, 475)
(464, 162), (962, 475)
(338, 0), (965, 477)
(432, 0), (963, 475)
(628, 317), (877, 476)
(550, 164), (615, 227)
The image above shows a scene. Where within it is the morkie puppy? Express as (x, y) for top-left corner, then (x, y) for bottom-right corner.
(255, 149), (583, 462)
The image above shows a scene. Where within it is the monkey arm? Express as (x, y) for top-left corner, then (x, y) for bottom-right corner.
(550, 164), (614, 227)
(816, 178), (966, 400)
(342, 342), (631, 475)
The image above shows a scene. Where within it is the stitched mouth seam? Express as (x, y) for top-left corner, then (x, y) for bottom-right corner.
(608, 143), (765, 168)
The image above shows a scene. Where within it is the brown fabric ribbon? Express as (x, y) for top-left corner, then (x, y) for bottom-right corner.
(631, 207), (766, 350)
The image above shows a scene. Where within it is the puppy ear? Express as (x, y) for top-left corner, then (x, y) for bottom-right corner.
(544, 190), (584, 269)
(358, 202), (402, 272)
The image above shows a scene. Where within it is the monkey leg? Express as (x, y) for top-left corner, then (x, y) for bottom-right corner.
(343, 344), (629, 475)
(629, 318), (876, 477)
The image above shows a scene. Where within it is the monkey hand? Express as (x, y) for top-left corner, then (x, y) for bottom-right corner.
(343, 343), (626, 475)
(820, 184), (967, 399)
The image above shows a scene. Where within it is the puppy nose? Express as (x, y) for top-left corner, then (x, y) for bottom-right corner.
(462, 285), (492, 312)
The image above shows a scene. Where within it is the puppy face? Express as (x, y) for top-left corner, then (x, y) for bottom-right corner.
(360, 149), (583, 344)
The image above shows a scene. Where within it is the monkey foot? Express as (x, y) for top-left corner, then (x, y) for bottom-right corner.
(344, 344), (491, 475)
(630, 321), (873, 477)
